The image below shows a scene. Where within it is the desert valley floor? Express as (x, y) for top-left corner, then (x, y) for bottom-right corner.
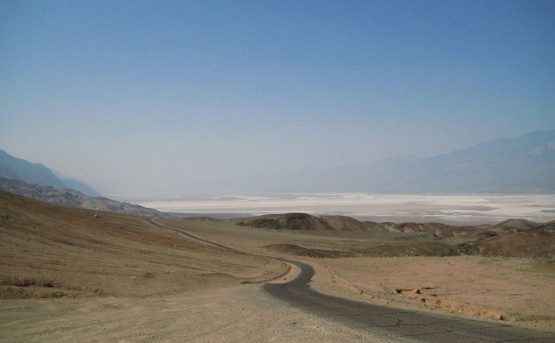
(1, 191), (554, 342)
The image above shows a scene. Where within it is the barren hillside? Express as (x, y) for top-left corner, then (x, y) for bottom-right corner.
(0, 191), (285, 299)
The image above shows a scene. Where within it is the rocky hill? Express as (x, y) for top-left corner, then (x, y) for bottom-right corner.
(238, 213), (554, 258)
(0, 177), (164, 217)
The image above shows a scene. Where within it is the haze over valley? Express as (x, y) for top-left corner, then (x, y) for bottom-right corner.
(2, 129), (555, 224)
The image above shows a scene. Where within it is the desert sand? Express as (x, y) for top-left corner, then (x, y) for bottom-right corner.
(1, 191), (554, 342)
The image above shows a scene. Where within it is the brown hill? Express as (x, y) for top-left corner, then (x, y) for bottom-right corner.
(478, 226), (554, 257)
(0, 190), (284, 299)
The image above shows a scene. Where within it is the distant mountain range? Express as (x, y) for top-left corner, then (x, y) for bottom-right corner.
(0, 150), (101, 197)
(0, 150), (168, 217)
(2, 129), (554, 198)
(230, 130), (555, 193)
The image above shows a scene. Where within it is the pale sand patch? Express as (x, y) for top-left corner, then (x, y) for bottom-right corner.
(0, 285), (400, 343)
(307, 256), (555, 330)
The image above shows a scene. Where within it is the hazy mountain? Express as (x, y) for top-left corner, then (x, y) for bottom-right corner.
(0, 177), (164, 217)
(232, 130), (555, 193)
(0, 150), (101, 197)
(51, 170), (103, 197)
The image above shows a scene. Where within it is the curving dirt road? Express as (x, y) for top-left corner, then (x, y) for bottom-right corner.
(147, 219), (555, 342)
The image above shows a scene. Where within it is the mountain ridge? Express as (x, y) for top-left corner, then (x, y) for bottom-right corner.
(225, 130), (555, 193)
(0, 150), (101, 197)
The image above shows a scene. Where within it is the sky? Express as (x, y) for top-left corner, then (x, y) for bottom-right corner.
(1, 0), (554, 196)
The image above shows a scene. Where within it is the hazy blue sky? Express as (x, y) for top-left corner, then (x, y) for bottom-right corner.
(1, 0), (554, 195)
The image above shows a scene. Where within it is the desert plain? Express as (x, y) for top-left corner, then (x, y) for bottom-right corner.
(1, 190), (554, 342)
